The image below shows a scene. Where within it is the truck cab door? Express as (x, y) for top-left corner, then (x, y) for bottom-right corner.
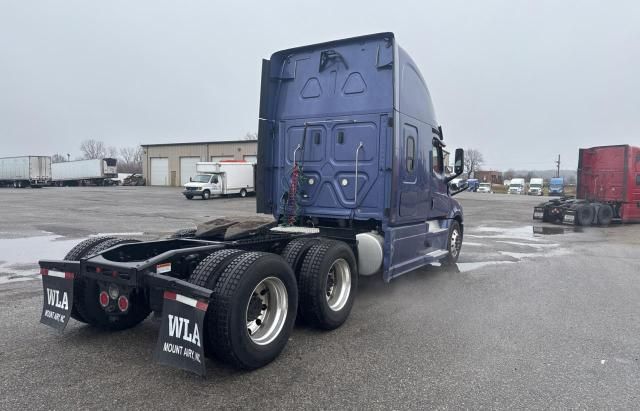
(429, 136), (450, 218)
(397, 124), (420, 218)
(210, 174), (223, 194)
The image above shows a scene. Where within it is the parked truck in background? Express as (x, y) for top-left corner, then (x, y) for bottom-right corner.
(508, 178), (526, 194)
(0, 156), (51, 188)
(38, 33), (466, 376)
(478, 182), (492, 193)
(528, 177), (544, 196)
(183, 161), (255, 199)
(51, 158), (118, 186)
(548, 177), (565, 196)
(467, 179), (479, 192)
(534, 145), (640, 225)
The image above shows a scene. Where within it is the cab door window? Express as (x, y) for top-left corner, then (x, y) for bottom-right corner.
(406, 136), (415, 173)
(432, 139), (444, 175)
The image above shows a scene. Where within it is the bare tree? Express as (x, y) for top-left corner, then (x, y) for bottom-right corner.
(243, 131), (258, 140)
(107, 146), (118, 159)
(80, 139), (107, 159)
(118, 146), (143, 173)
(504, 169), (515, 180)
(51, 153), (67, 163)
(464, 148), (484, 178)
(119, 147), (137, 164)
(133, 146), (143, 165)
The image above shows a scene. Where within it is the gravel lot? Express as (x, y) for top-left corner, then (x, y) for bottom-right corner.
(1, 187), (639, 409)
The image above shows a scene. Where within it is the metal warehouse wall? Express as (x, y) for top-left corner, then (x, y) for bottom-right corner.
(141, 141), (257, 186)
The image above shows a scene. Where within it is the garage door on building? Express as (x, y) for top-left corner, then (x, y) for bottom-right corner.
(150, 157), (169, 186)
(243, 155), (257, 164)
(210, 156), (234, 162)
(180, 157), (200, 185)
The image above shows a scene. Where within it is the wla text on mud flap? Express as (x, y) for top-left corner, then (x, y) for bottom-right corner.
(163, 314), (202, 363)
(45, 288), (69, 322)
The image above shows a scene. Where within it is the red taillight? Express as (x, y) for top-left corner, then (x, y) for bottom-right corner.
(117, 295), (129, 312)
(99, 291), (109, 307)
(40, 268), (48, 276)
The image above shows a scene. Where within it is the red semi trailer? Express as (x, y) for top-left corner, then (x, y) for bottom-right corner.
(534, 145), (640, 225)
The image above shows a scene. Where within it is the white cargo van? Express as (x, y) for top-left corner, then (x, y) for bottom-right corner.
(527, 177), (544, 196)
(182, 161), (254, 200)
(508, 178), (526, 194)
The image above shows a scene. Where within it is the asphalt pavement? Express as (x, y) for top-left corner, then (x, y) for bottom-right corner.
(0, 187), (639, 409)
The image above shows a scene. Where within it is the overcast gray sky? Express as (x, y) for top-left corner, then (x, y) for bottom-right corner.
(1, 0), (639, 170)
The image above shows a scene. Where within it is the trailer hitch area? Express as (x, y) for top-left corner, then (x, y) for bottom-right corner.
(147, 273), (212, 376)
(39, 259), (79, 333)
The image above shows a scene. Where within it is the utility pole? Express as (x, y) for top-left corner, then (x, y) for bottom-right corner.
(555, 154), (561, 178)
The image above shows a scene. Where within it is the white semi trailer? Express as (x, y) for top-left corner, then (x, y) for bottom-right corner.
(51, 158), (118, 186)
(0, 156), (51, 188)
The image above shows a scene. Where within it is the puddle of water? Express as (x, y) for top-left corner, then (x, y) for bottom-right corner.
(0, 233), (85, 284)
(92, 232), (144, 237)
(467, 226), (544, 242)
(463, 242), (484, 247)
(457, 261), (515, 272)
(499, 248), (570, 260)
(496, 241), (560, 249)
(533, 226), (583, 235)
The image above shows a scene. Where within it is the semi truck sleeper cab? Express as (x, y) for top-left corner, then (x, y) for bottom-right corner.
(38, 33), (466, 375)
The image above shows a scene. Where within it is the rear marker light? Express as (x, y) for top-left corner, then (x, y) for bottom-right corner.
(99, 291), (109, 307)
(117, 296), (129, 312)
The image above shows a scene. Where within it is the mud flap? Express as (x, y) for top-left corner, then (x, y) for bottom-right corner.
(40, 269), (74, 332)
(153, 291), (209, 376)
(563, 211), (576, 225)
(533, 206), (544, 220)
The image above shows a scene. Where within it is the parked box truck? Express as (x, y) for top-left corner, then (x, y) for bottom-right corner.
(0, 156), (51, 187)
(534, 145), (640, 225)
(51, 158), (118, 186)
(183, 161), (255, 199)
(38, 33), (466, 376)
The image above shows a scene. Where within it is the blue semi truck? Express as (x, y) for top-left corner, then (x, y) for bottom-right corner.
(38, 33), (466, 375)
(548, 177), (565, 196)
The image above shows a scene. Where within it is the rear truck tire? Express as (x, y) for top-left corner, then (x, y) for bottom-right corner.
(168, 228), (197, 238)
(202, 190), (211, 200)
(298, 241), (357, 330)
(75, 238), (151, 331)
(597, 204), (613, 226)
(281, 237), (322, 277)
(207, 252), (298, 369)
(441, 220), (462, 266)
(64, 236), (118, 323)
(239, 188), (248, 198)
(187, 248), (247, 356)
(576, 204), (595, 226)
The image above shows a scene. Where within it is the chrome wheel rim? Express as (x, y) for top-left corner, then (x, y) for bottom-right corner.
(326, 258), (351, 312)
(450, 228), (462, 258)
(245, 277), (288, 346)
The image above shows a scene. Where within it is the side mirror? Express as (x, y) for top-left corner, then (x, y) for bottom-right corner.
(454, 148), (464, 176)
(189, 177), (192, 182)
